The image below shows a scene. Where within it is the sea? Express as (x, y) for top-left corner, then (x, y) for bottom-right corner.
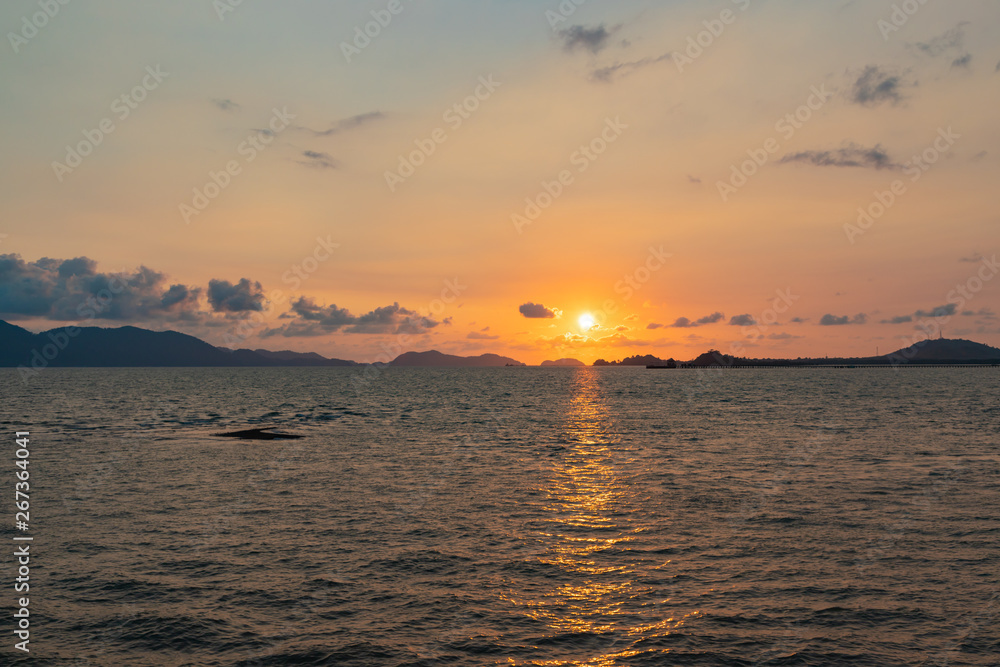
(1, 367), (998, 666)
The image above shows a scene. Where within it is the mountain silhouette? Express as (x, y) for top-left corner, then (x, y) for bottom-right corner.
(390, 350), (525, 367)
(0, 320), (356, 369)
(540, 358), (586, 367)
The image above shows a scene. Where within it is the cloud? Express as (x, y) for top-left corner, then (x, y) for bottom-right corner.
(298, 150), (338, 169)
(912, 23), (967, 58)
(968, 309), (997, 323)
(687, 174), (702, 185)
(295, 111), (385, 137)
(850, 66), (905, 106)
(467, 331), (499, 340)
(729, 314), (756, 326)
(590, 53), (672, 82)
(646, 322), (664, 330)
(211, 98), (240, 112)
(883, 304), (959, 323)
(669, 312), (724, 328)
(558, 24), (618, 54)
(519, 302), (560, 319)
(952, 54), (972, 69)
(914, 303), (957, 318)
(960, 253), (985, 263)
(768, 332), (802, 340)
(780, 143), (898, 170)
(819, 313), (868, 326)
(790, 317), (808, 323)
(207, 278), (266, 313)
(263, 298), (440, 337)
(0, 253), (203, 322)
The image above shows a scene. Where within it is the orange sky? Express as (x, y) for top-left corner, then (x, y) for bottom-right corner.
(2, 0), (999, 364)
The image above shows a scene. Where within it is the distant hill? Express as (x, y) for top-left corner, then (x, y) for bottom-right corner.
(594, 354), (673, 367)
(540, 358), (586, 367)
(250, 349), (356, 367)
(688, 350), (738, 367)
(595, 339), (1000, 368)
(0, 320), (357, 368)
(889, 338), (1000, 362)
(391, 350), (525, 367)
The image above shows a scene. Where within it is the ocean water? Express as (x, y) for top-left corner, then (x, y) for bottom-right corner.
(2, 367), (999, 666)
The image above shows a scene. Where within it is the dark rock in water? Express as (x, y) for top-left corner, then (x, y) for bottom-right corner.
(213, 428), (303, 440)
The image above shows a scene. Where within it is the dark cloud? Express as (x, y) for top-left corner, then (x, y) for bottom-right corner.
(729, 314), (757, 327)
(519, 302), (559, 319)
(207, 279), (266, 313)
(671, 312), (725, 328)
(263, 298), (440, 338)
(850, 66), (905, 106)
(915, 304), (957, 318)
(882, 303), (958, 324)
(0, 253), (202, 322)
(296, 111), (385, 137)
(819, 313), (868, 326)
(212, 98), (240, 112)
(646, 323), (665, 330)
(559, 24), (618, 54)
(790, 317), (808, 323)
(951, 54), (972, 69)
(780, 143), (898, 170)
(467, 331), (499, 340)
(960, 253), (985, 263)
(687, 174), (702, 185)
(298, 150), (338, 169)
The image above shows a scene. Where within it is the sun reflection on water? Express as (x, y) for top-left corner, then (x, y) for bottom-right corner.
(501, 370), (699, 665)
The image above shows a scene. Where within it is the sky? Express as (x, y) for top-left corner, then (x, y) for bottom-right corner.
(1, 0), (999, 364)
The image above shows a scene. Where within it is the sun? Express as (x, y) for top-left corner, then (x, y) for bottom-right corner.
(578, 313), (596, 330)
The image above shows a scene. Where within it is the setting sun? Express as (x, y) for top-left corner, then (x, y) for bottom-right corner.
(578, 313), (596, 331)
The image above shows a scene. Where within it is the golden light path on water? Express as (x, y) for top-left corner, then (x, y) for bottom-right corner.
(500, 370), (702, 665)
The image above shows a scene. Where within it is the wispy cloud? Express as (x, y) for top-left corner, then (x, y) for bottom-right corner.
(295, 111), (385, 137)
(780, 143), (899, 170)
(298, 150), (338, 169)
(911, 23), (968, 58)
(590, 53), (672, 82)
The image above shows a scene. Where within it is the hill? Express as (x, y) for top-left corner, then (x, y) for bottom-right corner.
(889, 338), (1000, 362)
(0, 320), (357, 368)
(391, 350), (525, 367)
(540, 358), (586, 367)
